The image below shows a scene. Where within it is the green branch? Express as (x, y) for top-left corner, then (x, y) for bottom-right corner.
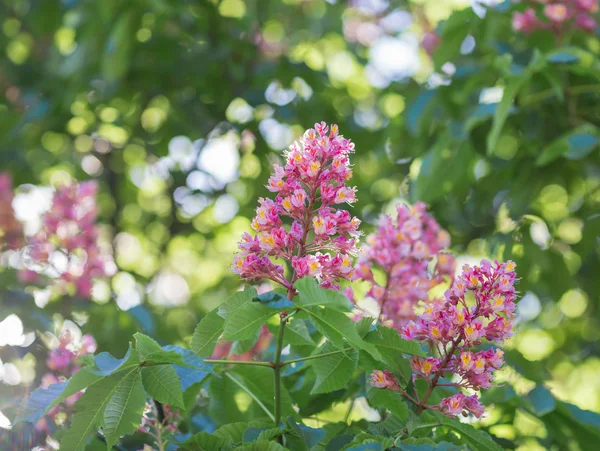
(273, 314), (287, 426)
(203, 359), (274, 367)
(280, 347), (354, 366)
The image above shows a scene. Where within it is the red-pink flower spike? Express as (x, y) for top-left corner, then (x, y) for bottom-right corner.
(512, 0), (597, 35)
(36, 331), (97, 434)
(0, 172), (23, 251)
(370, 260), (518, 419)
(232, 122), (361, 291)
(29, 181), (112, 299)
(353, 202), (455, 329)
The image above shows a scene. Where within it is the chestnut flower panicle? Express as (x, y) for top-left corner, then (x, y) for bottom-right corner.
(512, 0), (598, 34)
(29, 181), (112, 299)
(35, 331), (97, 435)
(353, 202), (455, 329)
(370, 260), (518, 419)
(232, 122), (361, 291)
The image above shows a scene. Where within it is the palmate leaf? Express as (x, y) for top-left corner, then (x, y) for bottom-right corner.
(179, 432), (227, 451)
(310, 344), (358, 394)
(61, 364), (140, 451)
(163, 345), (217, 391)
(134, 333), (186, 365)
(191, 287), (257, 357)
(191, 309), (225, 357)
(424, 411), (502, 451)
(88, 346), (138, 376)
(253, 291), (295, 309)
(222, 302), (278, 341)
(367, 386), (408, 421)
(365, 326), (426, 358)
(236, 440), (288, 451)
(16, 381), (68, 423)
(207, 373), (245, 425)
(232, 366), (296, 418)
(212, 421), (249, 444)
(285, 417), (326, 450)
(285, 319), (315, 346)
(217, 286), (259, 319)
(304, 307), (383, 361)
(295, 277), (353, 311)
(103, 370), (146, 449)
(141, 365), (185, 409)
(244, 426), (284, 442)
(268, 318), (315, 347)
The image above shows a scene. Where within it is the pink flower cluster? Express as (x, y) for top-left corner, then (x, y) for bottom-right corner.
(352, 202), (455, 329)
(36, 331), (97, 433)
(370, 260), (518, 419)
(232, 122), (361, 291)
(512, 0), (598, 34)
(29, 181), (112, 298)
(0, 172), (23, 251)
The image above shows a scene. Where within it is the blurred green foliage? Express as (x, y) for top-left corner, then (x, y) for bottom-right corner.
(0, 0), (599, 449)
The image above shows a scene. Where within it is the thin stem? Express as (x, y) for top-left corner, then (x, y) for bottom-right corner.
(225, 372), (275, 422)
(203, 359), (274, 367)
(416, 337), (460, 414)
(281, 347), (354, 366)
(343, 399), (355, 424)
(155, 422), (165, 451)
(273, 314), (287, 426)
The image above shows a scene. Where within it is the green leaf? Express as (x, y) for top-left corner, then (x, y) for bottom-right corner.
(207, 374), (244, 425)
(487, 51), (546, 154)
(407, 90), (437, 136)
(253, 427), (285, 441)
(134, 333), (186, 365)
(356, 317), (375, 338)
(305, 308), (383, 362)
(17, 381), (68, 423)
(179, 432), (226, 451)
(365, 326), (426, 358)
(433, 8), (476, 70)
(232, 366), (296, 419)
(191, 309), (225, 358)
(412, 136), (473, 203)
(284, 416), (326, 450)
(223, 302), (278, 341)
(535, 124), (599, 166)
(88, 346), (138, 376)
(217, 286), (258, 319)
(284, 319), (315, 346)
(141, 365), (185, 409)
(547, 46), (600, 76)
(163, 345), (217, 390)
(61, 365), (139, 451)
(367, 386), (408, 421)
(103, 370), (146, 449)
(426, 411), (502, 451)
(236, 440), (288, 451)
(295, 277), (353, 311)
(253, 291), (295, 309)
(525, 385), (556, 416)
(311, 344), (358, 394)
(212, 422), (249, 444)
(102, 11), (136, 80)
